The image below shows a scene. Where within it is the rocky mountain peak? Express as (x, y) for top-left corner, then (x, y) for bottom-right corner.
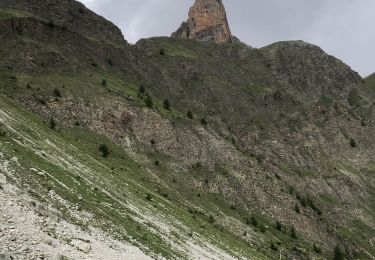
(172, 0), (233, 43)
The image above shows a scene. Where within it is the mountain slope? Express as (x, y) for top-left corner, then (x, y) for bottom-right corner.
(0, 94), (267, 259)
(0, 0), (126, 46)
(365, 73), (375, 88)
(0, 1), (375, 259)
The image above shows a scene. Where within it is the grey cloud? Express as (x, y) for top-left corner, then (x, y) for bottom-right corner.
(79, 0), (374, 76)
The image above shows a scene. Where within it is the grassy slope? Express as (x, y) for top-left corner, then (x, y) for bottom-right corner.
(0, 65), (331, 258)
(0, 8), (29, 20)
(0, 93), (273, 259)
(0, 66), (342, 258)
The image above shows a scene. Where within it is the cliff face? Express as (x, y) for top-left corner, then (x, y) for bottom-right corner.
(172, 0), (232, 43)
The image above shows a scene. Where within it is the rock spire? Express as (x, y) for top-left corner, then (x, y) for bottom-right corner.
(172, 0), (233, 43)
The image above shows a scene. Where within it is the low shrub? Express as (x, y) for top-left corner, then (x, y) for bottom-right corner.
(259, 224), (266, 233)
(333, 245), (345, 260)
(270, 243), (278, 251)
(146, 193), (153, 201)
(350, 138), (357, 148)
(313, 243), (322, 254)
(256, 154), (266, 163)
(246, 216), (258, 227)
(0, 129), (6, 137)
(290, 226), (297, 239)
(53, 88), (62, 98)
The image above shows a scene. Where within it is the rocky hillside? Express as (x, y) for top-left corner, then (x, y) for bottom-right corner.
(0, 0), (375, 259)
(366, 73), (375, 88)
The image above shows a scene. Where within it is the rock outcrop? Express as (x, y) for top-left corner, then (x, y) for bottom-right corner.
(172, 0), (232, 43)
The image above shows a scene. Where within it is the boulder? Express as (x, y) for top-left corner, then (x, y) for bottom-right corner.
(0, 173), (7, 185)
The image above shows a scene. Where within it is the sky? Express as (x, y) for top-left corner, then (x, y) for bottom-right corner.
(79, 0), (374, 77)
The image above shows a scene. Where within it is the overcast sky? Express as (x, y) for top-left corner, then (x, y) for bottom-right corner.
(79, 0), (374, 77)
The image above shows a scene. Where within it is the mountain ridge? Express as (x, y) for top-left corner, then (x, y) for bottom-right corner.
(0, 0), (127, 46)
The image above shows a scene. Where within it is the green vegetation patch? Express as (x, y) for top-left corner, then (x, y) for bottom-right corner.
(0, 9), (29, 20)
(144, 37), (202, 59)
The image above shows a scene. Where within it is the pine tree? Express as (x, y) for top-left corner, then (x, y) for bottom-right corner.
(99, 144), (110, 158)
(186, 110), (193, 119)
(163, 99), (171, 110)
(145, 95), (153, 108)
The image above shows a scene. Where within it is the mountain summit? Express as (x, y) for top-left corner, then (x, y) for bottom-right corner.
(172, 0), (232, 43)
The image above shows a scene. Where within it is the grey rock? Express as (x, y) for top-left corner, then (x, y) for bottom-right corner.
(0, 173), (7, 185)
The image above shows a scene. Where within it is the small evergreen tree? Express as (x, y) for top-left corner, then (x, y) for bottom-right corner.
(145, 95), (153, 108)
(275, 221), (282, 231)
(53, 88), (62, 98)
(139, 84), (146, 94)
(101, 79), (107, 86)
(290, 226), (297, 239)
(163, 99), (171, 110)
(146, 193), (153, 201)
(259, 224), (266, 233)
(159, 48), (165, 55)
(200, 118), (208, 125)
(250, 216), (258, 227)
(99, 144), (110, 158)
(350, 138), (357, 148)
(333, 245), (344, 260)
(208, 215), (215, 223)
(49, 118), (56, 130)
(186, 110), (194, 119)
